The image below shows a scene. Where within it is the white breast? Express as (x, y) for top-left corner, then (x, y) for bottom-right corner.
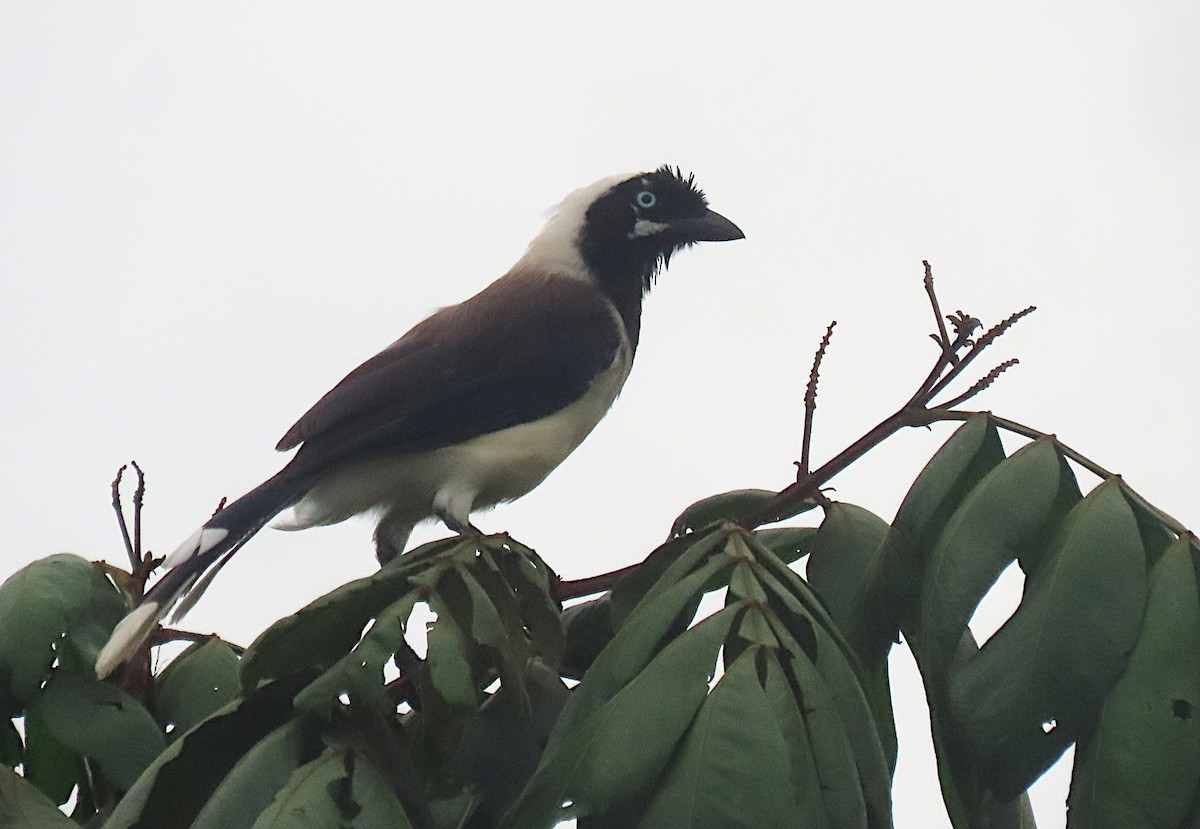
(277, 341), (634, 537)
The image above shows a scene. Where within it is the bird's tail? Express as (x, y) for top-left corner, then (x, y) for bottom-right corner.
(95, 469), (309, 677)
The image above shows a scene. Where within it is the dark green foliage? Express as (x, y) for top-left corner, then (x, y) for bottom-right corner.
(2, 419), (1198, 827)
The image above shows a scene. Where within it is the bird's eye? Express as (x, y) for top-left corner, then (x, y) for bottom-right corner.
(634, 190), (657, 209)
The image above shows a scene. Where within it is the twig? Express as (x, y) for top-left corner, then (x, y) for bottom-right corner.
(935, 359), (1019, 410)
(799, 322), (836, 478)
(924, 260), (951, 356)
(150, 627), (246, 654)
(554, 563), (641, 603)
(131, 461), (145, 565)
(739, 265), (1034, 530)
(926, 306), (1035, 400)
(111, 465), (137, 571)
(558, 262), (1040, 600)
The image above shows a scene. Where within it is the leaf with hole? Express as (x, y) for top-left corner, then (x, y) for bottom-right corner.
(1067, 535), (1200, 827)
(155, 638), (240, 740)
(35, 670), (164, 790)
(0, 555), (127, 710)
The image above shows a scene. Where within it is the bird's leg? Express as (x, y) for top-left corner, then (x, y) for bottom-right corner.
(434, 505), (482, 537)
(432, 488), (482, 537)
(374, 512), (415, 566)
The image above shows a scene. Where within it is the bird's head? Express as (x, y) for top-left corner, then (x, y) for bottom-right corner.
(520, 166), (744, 294)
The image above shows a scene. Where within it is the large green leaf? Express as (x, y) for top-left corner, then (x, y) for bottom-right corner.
(21, 705), (82, 806)
(919, 438), (1080, 678)
(1067, 535), (1200, 827)
(34, 671), (165, 790)
(871, 414), (1006, 635)
(806, 502), (892, 666)
(0, 555), (127, 711)
(0, 765), (79, 829)
(948, 479), (1147, 795)
(636, 649), (802, 828)
(155, 639), (241, 741)
(249, 746), (414, 829)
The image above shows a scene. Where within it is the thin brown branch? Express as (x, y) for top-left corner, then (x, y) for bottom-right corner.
(799, 321), (836, 478)
(151, 627), (246, 655)
(553, 562), (642, 602)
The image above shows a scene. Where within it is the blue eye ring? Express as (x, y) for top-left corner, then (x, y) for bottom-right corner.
(635, 190), (657, 209)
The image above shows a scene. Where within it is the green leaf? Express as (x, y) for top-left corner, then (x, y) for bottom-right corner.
(34, 670), (165, 790)
(1, 717), (22, 768)
(783, 645), (869, 829)
(425, 599), (479, 709)
(156, 639), (241, 741)
(21, 706), (81, 806)
(669, 489), (816, 537)
(553, 549), (733, 741)
(503, 606), (739, 827)
(0, 555), (127, 710)
(806, 502), (892, 665)
(948, 479), (1147, 796)
(561, 596), (615, 681)
(104, 678), (300, 829)
(241, 538), (460, 689)
(0, 765), (79, 829)
(458, 661), (569, 825)
(191, 717), (326, 829)
(636, 649), (803, 829)
(609, 528), (727, 627)
(748, 549), (892, 826)
(919, 438), (1080, 678)
(871, 414), (1006, 635)
(490, 542), (566, 666)
(250, 747), (414, 829)
(754, 526), (819, 565)
(293, 593), (419, 716)
(760, 650), (833, 829)
(1068, 535), (1200, 827)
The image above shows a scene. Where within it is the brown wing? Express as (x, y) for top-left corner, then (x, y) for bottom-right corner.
(276, 270), (626, 473)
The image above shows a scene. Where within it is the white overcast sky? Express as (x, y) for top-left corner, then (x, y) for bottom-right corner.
(2, 4), (1198, 827)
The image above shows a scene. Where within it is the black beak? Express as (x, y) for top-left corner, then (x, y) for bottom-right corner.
(672, 208), (745, 242)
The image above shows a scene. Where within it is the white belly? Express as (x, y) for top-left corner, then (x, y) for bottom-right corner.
(277, 347), (633, 535)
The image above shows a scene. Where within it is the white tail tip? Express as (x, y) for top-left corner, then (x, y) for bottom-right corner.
(163, 527), (229, 568)
(95, 602), (161, 678)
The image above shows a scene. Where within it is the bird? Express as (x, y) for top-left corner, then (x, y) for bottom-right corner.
(95, 166), (743, 677)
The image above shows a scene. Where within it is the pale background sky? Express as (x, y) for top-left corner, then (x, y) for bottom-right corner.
(3, 4), (1198, 827)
